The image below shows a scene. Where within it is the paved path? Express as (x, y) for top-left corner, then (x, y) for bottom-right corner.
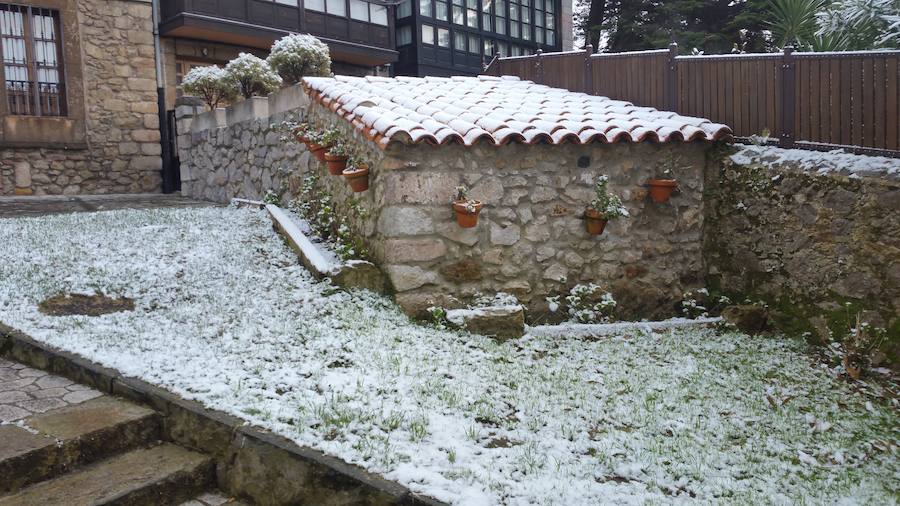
(0, 193), (214, 219)
(0, 358), (103, 422)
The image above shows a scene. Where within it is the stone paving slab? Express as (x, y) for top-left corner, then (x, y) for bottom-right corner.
(0, 193), (214, 219)
(0, 357), (102, 423)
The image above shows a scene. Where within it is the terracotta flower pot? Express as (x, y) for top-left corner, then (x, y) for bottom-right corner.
(647, 179), (677, 203)
(452, 200), (483, 228)
(343, 164), (370, 193)
(325, 153), (348, 175)
(292, 127), (308, 144)
(584, 208), (608, 236)
(308, 143), (330, 163)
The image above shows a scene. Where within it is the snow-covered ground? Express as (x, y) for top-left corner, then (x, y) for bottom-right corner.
(0, 207), (896, 505)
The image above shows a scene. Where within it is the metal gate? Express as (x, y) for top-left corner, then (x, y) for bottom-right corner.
(161, 109), (181, 193)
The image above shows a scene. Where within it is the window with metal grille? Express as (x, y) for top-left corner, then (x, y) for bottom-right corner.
(1, 3), (66, 116)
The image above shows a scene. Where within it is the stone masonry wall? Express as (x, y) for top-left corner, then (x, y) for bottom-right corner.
(0, 0), (161, 196)
(179, 85), (715, 320)
(706, 148), (900, 355)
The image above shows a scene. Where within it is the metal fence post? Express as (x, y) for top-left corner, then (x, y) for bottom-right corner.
(535, 49), (544, 84)
(584, 44), (594, 94)
(780, 46), (796, 148)
(666, 42), (678, 112)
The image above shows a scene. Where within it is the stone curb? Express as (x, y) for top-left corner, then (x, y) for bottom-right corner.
(0, 323), (446, 506)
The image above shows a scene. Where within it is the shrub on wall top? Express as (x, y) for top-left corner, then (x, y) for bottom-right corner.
(267, 34), (332, 84)
(181, 66), (238, 110)
(225, 52), (283, 99)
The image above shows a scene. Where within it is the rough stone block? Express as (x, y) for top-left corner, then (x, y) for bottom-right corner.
(382, 238), (447, 263)
(446, 306), (525, 340)
(384, 265), (439, 291)
(376, 207), (433, 237)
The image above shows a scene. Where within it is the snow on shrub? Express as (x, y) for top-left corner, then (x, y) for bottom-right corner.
(547, 284), (617, 323)
(181, 65), (237, 110)
(225, 52), (283, 99)
(587, 176), (628, 220)
(267, 33), (332, 84)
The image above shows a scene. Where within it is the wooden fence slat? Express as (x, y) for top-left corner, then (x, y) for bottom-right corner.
(887, 56), (899, 151)
(829, 59), (841, 144)
(873, 57), (886, 149)
(863, 58), (875, 146)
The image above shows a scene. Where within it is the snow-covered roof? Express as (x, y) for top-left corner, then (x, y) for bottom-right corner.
(302, 74), (732, 149)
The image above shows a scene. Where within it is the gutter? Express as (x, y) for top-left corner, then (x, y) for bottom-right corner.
(151, 0), (176, 193)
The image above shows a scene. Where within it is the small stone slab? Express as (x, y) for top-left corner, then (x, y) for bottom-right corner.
(446, 305), (526, 340)
(26, 396), (155, 440)
(0, 425), (54, 462)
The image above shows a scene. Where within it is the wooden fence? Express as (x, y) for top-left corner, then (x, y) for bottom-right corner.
(485, 45), (900, 157)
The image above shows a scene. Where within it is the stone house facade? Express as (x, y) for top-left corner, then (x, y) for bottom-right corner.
(0, 0), (163, 196)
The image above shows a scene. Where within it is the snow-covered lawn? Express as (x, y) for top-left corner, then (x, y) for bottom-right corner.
(0, 207), (897, 505)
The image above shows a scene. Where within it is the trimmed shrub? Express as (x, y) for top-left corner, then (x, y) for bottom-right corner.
(267, 33), (332, 84)
(225, 52), (282, 99)
(181, 66), (237, 110)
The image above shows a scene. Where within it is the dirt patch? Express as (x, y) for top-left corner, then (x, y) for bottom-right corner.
(38, 293), (135, 317)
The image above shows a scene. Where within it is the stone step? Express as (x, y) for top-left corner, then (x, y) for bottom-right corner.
(0, 396), (160, 494)
(0, 443), (214, 506)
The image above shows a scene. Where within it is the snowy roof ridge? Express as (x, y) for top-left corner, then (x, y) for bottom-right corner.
(302, 75), (732, 149)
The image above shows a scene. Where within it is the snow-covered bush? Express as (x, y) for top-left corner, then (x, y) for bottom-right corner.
(181, 65), (237, 109)
(471, 292), (521, 308)
(587, 176), (628, 220)
(287, 173), (368, 261)
(225, 53), (282, 99)
(547, 284), (617, 323)
(680, 288), (731, 319)
(267, 33), (332, 84)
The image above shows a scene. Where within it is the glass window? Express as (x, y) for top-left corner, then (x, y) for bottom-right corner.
(468, 34), (479, 53)
(483, 39), (494, 55)
(422, 24), (434, 44)
(435, 0), (448, 19)
(1, 4), (66, 116)
(522, 7), (530, 23)
(482, 13), (490, 30)
(306, 0), (325, 11)
(546, 12), (554, 28)
(510, 21), (518, 37)
(274, 0), (296, 5)
(509, 4), (517, 20)
(522, 25), (530, 40)
(437, 27), (450, 46)
(397, 25), (412, 45)
(495, 16), (505, 34)
(452, 0), (462, 5)
(535, 9), (543, 26)
(466, 8), (477, 26)
(420, 0), (432, 17)
(370, 4), (388, 24)
(535, 28), (543, 43)
(350, 0), (368, 20)
(454, 32), (466, 50)
(326, 0), (345, 15)
(546, 30), (554, 45)
(452, 5), (464, 24)
(481, 0), (492, 10)
(497, 0), (505, 13)
(546, 0), (553, 12)
(397, 0), (412, 17)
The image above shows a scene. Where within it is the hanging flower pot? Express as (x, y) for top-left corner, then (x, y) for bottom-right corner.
(292, 124), (309, 144)
(584, 208), (608, 235)
(452, 200), (483, 228)
(308, 142), (329, 163)
(647, 179), (677, 203)
(325, 153), (349, 175)
(343, 163), (370, 193)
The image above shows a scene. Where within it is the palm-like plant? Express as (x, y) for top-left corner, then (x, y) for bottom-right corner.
(768, 0), (830, 48)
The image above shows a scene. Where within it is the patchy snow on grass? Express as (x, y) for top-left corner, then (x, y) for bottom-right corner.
(0, 207), (897, 505)
(732, 144), (900, 179)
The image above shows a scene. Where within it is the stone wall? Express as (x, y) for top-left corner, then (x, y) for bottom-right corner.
(178, 85), (716, 320)
(706, 147), (900, 352)
(0, 0), (161, 196)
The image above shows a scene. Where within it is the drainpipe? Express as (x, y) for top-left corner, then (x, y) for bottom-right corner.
(151, 0), (174, 193)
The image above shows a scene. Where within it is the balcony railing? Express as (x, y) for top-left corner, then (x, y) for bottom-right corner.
(5, 80), (65, 116)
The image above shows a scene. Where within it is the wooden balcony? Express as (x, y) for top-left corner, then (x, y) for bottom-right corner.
(160, 0), (397, 67)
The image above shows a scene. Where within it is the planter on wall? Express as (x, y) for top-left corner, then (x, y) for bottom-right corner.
(308, 143), (330, 163)
(452, 200), (483, 228)
(325, 154), (349, 175)
(584, 208), (608, 236)
(343, 164), (370, 193)
(647, 179), (677, 203)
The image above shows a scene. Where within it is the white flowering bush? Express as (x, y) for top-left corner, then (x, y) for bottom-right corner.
(181, 65), (237, 110)
(225, 52), (283, 99)
(587, 176), (628, 220)
(680, 288), (731, 319)
(267, 33), (332, 84)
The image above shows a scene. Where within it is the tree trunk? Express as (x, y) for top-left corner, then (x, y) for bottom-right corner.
(586, 0), (607, 50)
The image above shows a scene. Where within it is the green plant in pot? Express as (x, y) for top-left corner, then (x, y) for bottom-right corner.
(451, 185), (483, 228)
(342, 157), (370, 193)
(292, 122), (311, 144)
(647, 154), (686, 203)
(584, 176), (627, 236)
(325, 142), (350, 175)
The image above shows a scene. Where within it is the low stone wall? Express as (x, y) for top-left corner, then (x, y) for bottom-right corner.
(178, 85), (716, 320)
(706, 146), (900, 356)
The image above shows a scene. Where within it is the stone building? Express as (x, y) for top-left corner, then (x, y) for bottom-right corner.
(1, 0), (163, 195)
(178, 75), (731, 318)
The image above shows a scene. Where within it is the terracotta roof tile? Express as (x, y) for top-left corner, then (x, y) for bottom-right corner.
(302, 75), (732, 148)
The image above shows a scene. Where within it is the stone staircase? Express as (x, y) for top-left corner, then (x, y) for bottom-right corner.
(0, 394), (220, 505)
